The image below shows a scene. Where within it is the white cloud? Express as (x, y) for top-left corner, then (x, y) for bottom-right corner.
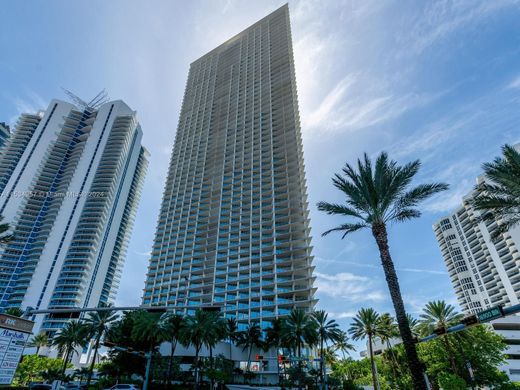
(316, 256), (447, 276)
(398, 267), (446, 275)
(8, 89), (48, 126)
(328, 310), (357, 319)
(506, 75), (520, 90)
(302, 75), (356, 131)
(315, 271), (386, 302)
(404, 294), (460, 314)
(302, 75), (445, 135)
(423, 178), (473, 213)
(403, 0), (519, 56)
(389, 112), (479, 160)
(134, 250), (152, 257)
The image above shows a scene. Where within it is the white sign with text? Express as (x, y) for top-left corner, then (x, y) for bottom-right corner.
(0, 328), (29, 384)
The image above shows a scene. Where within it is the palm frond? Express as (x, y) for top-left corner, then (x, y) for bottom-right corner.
(393, 208), (421, 222)
(316, 202), (365, 219)
(472, 144), (520, 233)
(318, 151), (448, 236)
(322, 222), (368, 238)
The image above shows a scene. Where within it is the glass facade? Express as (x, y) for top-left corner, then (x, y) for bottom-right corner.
(143, 5), (316, 328)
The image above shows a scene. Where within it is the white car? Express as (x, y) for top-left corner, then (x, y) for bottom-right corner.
(104, 385), (140, 390)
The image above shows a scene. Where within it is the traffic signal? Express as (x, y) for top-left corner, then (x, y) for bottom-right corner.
(255, 354), (263, 360)
(433, 326), (446, 336)
(145, 306), (167, 313)
(461, 314), (479, 326)
(202, 306), (221, 312)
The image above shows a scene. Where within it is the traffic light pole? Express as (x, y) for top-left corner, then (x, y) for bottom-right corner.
(419, 303), (520, 343)
(104, 343), (152, 390)
(143, 350), (153, 390)
(22, 304), (199, 317)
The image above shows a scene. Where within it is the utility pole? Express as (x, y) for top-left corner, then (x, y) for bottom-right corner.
(143, 350), (153, 390)
(103, 343), (152, 390)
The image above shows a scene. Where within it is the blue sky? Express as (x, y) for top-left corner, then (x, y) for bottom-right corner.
(2, 0), (520, 353)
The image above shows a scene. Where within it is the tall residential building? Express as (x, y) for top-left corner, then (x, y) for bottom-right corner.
(143, 4), (316, 330)
(0, 97), (148, 336)
(0, 122), (10, 149)
(433, 182), (520, 314)
(433, 148), (520, 381)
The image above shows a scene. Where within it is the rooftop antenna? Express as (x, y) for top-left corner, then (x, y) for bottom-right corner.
(62, 88), (109, 110)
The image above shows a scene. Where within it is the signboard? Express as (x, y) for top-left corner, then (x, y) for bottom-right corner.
(239, 361), (261, 372)
(477, 306), (504, 323)
(0, 314), (34, 333)
(0, 314), (34, 385)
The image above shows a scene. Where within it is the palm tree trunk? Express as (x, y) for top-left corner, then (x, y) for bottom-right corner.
(194, 345), (201, 390)
(386, 340), (399, 380)
(36, 345), (40, 355)
(297, 343), (302, 390)
(372, 223), (427, 390)
(209, 345), (214, 390)
(166, 338), (178, 387)
(246, 344), (252, 384)
(320, 337), (324, 390)
(368, 334), (378, 390)
(442, 334), (459, 375)
(86, 334), (101, 388)
(62, 347), (71, 375)
(247, 344), (252, 372)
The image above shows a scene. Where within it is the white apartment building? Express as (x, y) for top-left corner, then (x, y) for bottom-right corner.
(0, 122), (10, 149)
(433, 150), (520, 380)
(0, 97), (148, 337)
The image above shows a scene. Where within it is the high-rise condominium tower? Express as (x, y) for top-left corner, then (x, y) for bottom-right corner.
(433, 170), (520, 314)
(433, 145), (520, 381)
(143, 5), (316, 329)
(0, 97), (148, 336)
(0, 123), (10, 149)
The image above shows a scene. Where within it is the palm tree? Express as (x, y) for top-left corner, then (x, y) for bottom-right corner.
(377, 313), (400, 379)
(4, 307), (23, 317)
(265, 318), (284, 351)
(281, 308), (317, 389)
(348, 308), (381, 390)
(131, 310), (169, 388)
(225, 317), (238, 361)
(74, 367), (90, 384)
(40, 367), (62, 383)
(204, 312), (226, 390)
(312, 310), (342, 390)
(332, 330), (355, 360)
(28, 332), (49, 355)
(84, 307), (118, 388)
(163, 313), (186, 386)
(181, 309), (222, 389)
(318, 152), (447, 390)
(419, 300), (463, 375)
(52, 320), (89, 374)
(406, 313), (421, 339)
(131, 310), (169, 348)
(236, 323), (263, 373)
(0, 215), (13, 244)
(473, 144), (520, 235)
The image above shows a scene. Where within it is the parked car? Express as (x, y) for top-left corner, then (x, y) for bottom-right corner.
(64, 384), (88, 390)
(29, 385), (52, 390)
(104, 385), (140, 390)
(29, 383), (66, 390)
